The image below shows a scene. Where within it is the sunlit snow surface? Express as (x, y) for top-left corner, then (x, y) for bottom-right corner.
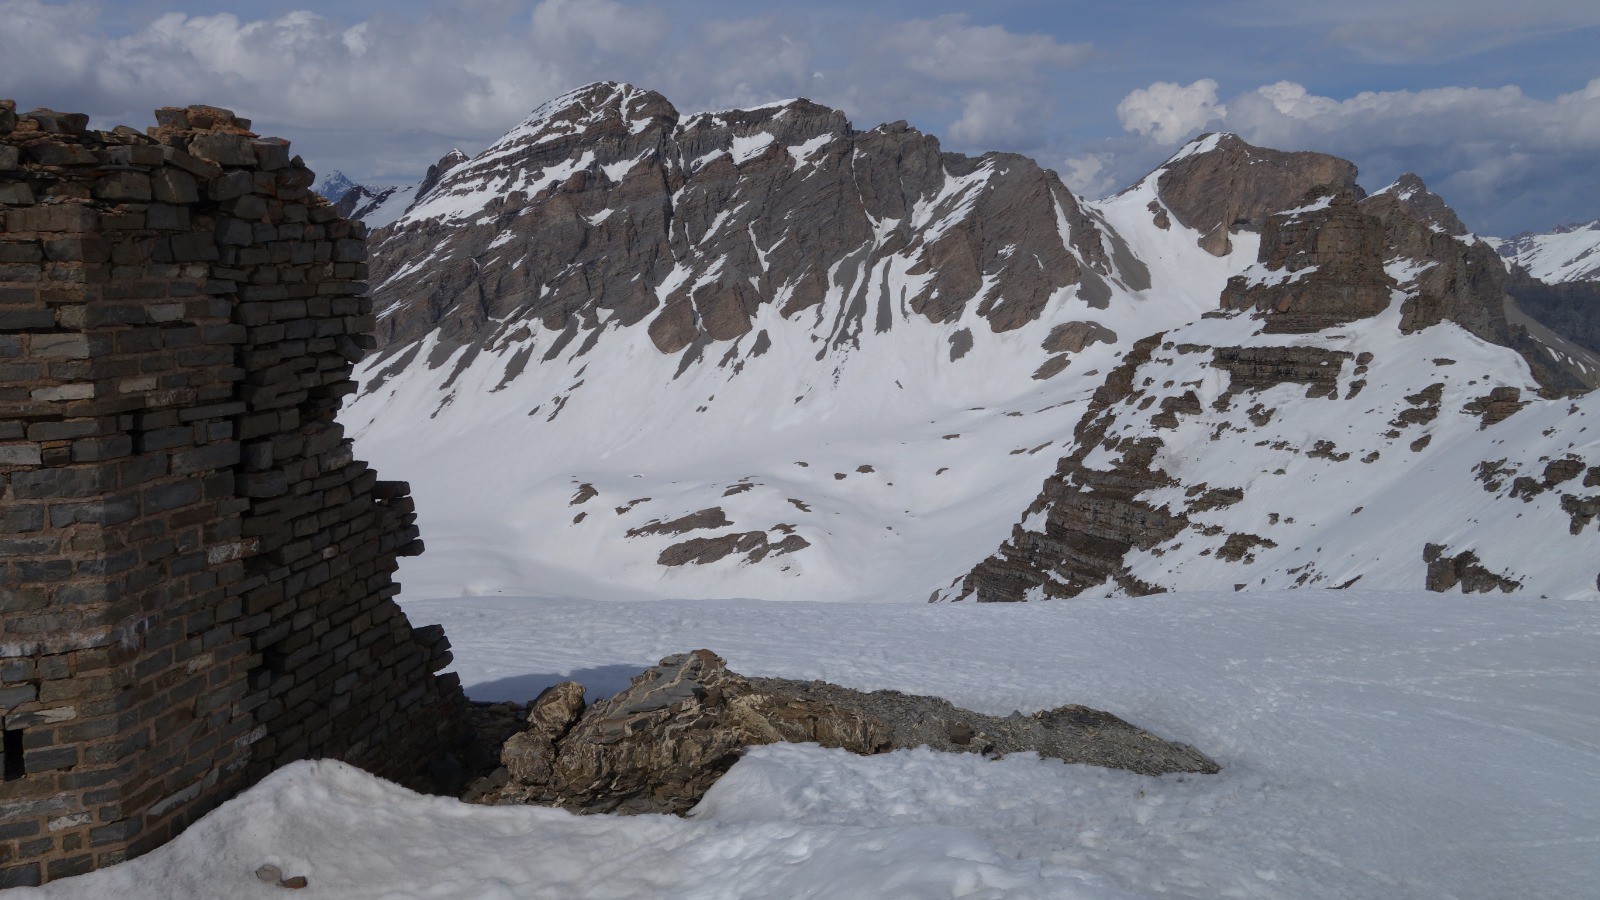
(1488, 221), (1600, 283)
(25, 590), (1599, 899)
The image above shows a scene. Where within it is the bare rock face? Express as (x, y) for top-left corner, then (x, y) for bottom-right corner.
(1358, 176), (1508, 343)
(1154, 133), (1360, 256)
(1219, 188), (1393, 333)
(486, 650), (1219, 815)
(368, 82), (1128, 368)
(1210, 345), (1351, 398)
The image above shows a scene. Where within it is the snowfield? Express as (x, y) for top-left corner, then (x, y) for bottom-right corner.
(23, 589), (1599, 899)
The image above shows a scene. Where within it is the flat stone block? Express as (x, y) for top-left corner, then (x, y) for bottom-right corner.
(189, 133), (257, 167)
(0, 442), (43, 465)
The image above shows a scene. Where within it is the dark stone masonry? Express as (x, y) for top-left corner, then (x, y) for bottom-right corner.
(0, 101), (468, 886)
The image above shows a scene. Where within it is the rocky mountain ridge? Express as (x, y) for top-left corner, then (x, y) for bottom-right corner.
(944, 175), (1599, 601)
(343, 83), (1598, 603)
(363, 82), (1141, 360)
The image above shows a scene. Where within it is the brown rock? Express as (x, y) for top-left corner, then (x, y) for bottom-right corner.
(1218, 188), (1392, 333)
(492, 651), (1218, 815)
(1042, 320), (1117, 354)
(1359, 177), (1509, 345)
(953, 335), (1191, 602)
(1153, 133), (1360, 256)
(1423, 543), (1521, 593)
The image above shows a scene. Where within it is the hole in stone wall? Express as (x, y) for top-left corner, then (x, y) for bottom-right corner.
(3, 728), (25, 780)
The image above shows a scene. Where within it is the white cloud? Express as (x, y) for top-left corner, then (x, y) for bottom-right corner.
(662, 14), (815, 114)
(0, 2), (1094, 173)
(1220, 78), (1600, 153)
(1116, 79), (1226, 144)
(530, 0), (666, 56)
(1058, 153), (1118, 197)
(0, 0), (676, 178)
(885, 15), (1091, 84)
(947, 90), (1036, 146)
(855, 14), (1092, 154)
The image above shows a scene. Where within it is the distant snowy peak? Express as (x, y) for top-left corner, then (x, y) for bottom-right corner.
(310, 170), (408, 226)
(345, 149), (472, 230)
(1490, 220), (1600, 283)
(312, 170), (361, 204)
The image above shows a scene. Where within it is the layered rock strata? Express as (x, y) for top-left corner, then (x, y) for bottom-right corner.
(1219, 188), (1393, 333)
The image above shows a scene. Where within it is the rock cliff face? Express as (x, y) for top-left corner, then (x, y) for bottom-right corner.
(1360, 177), (1509, 343)
(367, 82), (1134, 360)
(1219, 188), (1393, 333)
(1149, 133), (1360, 256)
(1505, 267), (1600, 362)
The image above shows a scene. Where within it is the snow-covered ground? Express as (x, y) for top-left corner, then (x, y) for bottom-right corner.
(24, 589), (1599, 899)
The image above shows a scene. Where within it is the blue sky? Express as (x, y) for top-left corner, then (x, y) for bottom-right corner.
(2, 0), (1597, 233)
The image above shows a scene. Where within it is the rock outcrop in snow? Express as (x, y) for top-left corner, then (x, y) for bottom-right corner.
(480, 650), (1219, 815)
(1146, 132), (1359, 256)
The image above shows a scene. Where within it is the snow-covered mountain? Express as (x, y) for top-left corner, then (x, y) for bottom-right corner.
(344, 82), (1598, 603)
(1489, 220), (1600, 283)
(311, 170), (362, 205)
(945, 182), (1599, 601)
(312, 155), (470, 228)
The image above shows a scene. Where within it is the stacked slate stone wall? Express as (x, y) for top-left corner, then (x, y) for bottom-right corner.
(0, 101), (467, 886)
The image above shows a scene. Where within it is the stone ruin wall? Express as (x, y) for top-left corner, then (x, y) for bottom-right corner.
(0, 100), (468, 886)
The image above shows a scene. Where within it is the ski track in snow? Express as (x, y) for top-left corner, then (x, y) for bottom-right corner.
(25, 590), (1600, 900)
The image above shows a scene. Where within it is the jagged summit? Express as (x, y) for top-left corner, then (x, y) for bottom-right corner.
(502, 81), (680, 147)
(312, 169), (361, 204)
(1371, 173), (1467, 236)
(366, 84), (1129, 355)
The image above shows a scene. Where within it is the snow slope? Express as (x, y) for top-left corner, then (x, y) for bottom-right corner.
(1488, 220), (1600, 283)
(942, 300), (1600, 602)
(22, 589), (1600, 899)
